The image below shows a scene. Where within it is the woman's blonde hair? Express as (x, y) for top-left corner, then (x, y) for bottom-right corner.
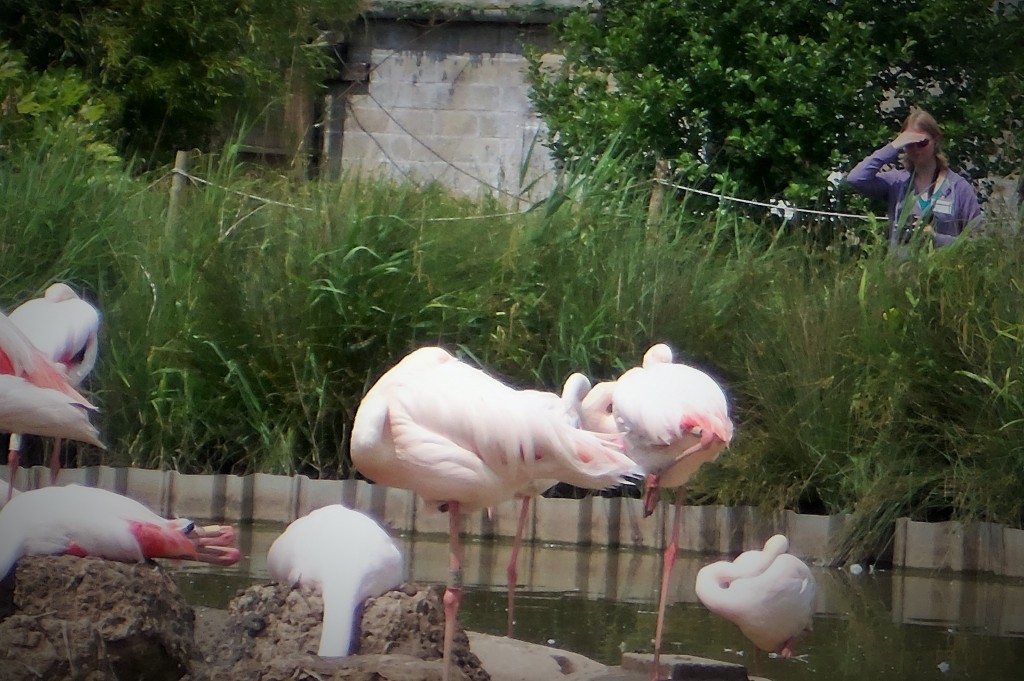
(901, 107), (949, 172)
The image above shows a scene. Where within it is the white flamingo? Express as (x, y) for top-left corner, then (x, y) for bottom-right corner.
(267, 504), (404, 657)
(8, 283), (101, 485)
(695, 534), (816, 658)
(0, 484), (240, 580)
(1, 311), (103, 499)
(580, 343), (733, 680)
(350, 346), (639, 681)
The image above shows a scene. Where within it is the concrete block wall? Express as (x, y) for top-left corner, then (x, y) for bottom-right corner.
(6, 465), (1024, 578)
(893, 518), (1024, 578)
(334, 17), (559, 203)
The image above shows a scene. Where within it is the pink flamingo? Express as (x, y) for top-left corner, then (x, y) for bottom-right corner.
(1, 311), (103, 498)
(0, 484), (241, 580)
(8, 283), (101, 484)
(268, 505), (404, 656)
(695, 534), (816, 659)
(350, 347), (638, 681)
(504, 371), (597, 637)
(580, 343), (733, 681)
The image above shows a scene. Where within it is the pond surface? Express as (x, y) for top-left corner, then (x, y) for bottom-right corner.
(173, 522), (1024, 681)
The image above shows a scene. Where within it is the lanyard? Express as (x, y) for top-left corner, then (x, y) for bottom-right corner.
(917, 167), (941, 203)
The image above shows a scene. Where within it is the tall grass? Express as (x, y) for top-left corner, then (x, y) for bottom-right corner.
(2, 137), (1022, 560)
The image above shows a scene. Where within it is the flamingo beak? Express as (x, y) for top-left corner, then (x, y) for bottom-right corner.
(185, 524), (241, 566)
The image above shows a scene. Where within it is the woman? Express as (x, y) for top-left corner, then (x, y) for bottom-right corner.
(847, 108), (983, 248)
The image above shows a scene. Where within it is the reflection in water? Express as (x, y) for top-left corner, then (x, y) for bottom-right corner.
(173, 523), (1024, 680)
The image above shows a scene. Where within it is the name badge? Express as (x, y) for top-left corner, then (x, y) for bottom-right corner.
(933, 198), (953, 215)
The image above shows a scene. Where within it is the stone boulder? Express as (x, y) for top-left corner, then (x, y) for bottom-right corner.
(0, 555), (197, 681)
(0, 556), (493, 681)
(200, 581), (489, 681)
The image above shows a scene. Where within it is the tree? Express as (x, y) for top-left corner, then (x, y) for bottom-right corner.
(527, 0), (1024, 206)
(0, 0), (360, 162)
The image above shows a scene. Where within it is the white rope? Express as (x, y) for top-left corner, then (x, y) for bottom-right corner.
(655, 178), (883, 222)
(171, 165), (532, 219)
(172, 168), (316, 212)
(173, 165), (878, 225)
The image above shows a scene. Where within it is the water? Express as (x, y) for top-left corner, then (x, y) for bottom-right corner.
(172, 522), (1024, 680)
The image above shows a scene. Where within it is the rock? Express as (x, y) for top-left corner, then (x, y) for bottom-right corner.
(360, 583), (489, 681)
(0, 555), (197, 681)
(466, 632), (609, 681)
(621, 653), (749, 681)
(200, 581), (489, 681)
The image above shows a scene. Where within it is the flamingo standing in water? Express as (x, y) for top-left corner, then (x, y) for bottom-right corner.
(580, 343), (733, 680)
(0, 484), (240, 580)
(350, 346), (639, 681)
(695, 534), (816, 658)
(8, 283), (101, 485)
(267, 504), (404, 657)
(1, 312), (103, 499)
(504, 371), (596, 637)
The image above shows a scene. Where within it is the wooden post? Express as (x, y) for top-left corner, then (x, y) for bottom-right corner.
(647, 159), (670, 227)
(166, 150), (188, 237)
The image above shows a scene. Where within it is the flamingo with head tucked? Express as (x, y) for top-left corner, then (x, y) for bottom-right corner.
(8, 283), (101, 485)
(268, 504), (404, 657)
(695, 534), (816, 658)
(504, 371), (597, 637)
(350, 346), (639, 681)
(0, 484), (240, 580)
(580, 343), (733, 680)
(1, 311), (103, 498)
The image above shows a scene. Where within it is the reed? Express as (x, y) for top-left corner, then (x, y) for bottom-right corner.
(2, 136), (1022, 559)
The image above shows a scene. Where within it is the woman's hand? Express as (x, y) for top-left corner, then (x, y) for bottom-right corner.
(892, 130), (929, 150)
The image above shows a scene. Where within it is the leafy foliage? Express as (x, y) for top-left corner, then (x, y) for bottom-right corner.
(527, 0), (1024, 204)
(0, 0), (360, 162)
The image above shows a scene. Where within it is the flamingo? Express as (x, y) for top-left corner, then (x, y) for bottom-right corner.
(695, 534), (816, 658)
(267, 504), (404, 657)
(8, 283), (101, 485)
(580, 343), (733, 680)
(0, 484), (241, 580)
(504, 371), (595, 637)
(350, 346), (639, 681)
(1, 311), (103, 498)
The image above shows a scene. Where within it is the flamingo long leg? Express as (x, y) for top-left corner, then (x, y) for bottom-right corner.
(443, 500), (464, 681)
(6, 433), (22, 501)
(507, 496), (530, 637)
(48, 437), (62, 485)
(651, 487), (686, 681)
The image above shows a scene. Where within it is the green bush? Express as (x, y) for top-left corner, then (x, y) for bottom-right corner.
(527, 0), (1024, 206)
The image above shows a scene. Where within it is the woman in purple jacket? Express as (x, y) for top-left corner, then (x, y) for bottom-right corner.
(847, 108), (983, 248)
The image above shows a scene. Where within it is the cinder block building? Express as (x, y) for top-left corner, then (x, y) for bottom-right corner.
(247, 1), (583, 205)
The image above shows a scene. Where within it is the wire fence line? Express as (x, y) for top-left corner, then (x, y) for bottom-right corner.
(654, 178), (882, 222)
(170, 164), (881, 226)
(172, 168), (316, 213)
(169, 166), (531, 222)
